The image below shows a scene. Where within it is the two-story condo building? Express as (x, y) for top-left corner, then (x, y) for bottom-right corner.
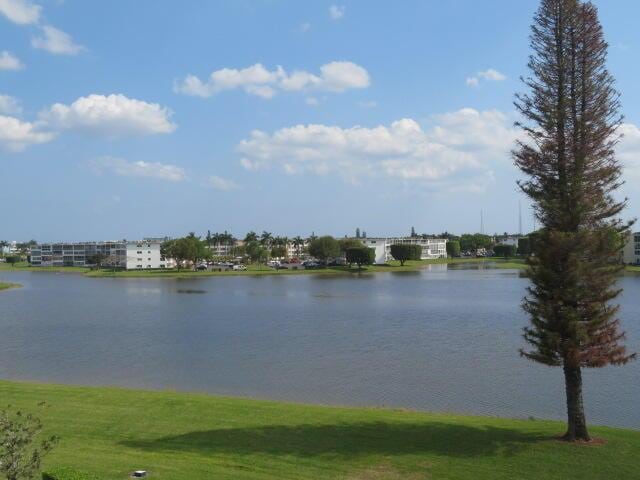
(361, 237), (448, 264)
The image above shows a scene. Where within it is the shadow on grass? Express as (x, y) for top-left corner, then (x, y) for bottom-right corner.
(121, 421), (546, 459)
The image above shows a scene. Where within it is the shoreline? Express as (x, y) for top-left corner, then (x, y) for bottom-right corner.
(1, 257), (526, 279)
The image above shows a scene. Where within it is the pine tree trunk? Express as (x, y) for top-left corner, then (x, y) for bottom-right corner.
(562, 363), (591, 441)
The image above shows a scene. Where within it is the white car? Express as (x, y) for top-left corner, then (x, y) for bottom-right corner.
(232, 264), (247, 271)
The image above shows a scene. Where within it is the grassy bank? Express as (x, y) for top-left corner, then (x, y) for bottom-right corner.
(0, 281), (21, 291)
(0, 380), (637, 479)
(86, 258), (524, 278)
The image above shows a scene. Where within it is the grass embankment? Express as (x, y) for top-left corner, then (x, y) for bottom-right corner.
(0, 281), (21, 291)
(0, 380), (637, 480)
(86, 258), (525, 278)
(0, 261), (89, 273)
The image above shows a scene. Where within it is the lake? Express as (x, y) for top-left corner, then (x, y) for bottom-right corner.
(1, 266), (639, 428)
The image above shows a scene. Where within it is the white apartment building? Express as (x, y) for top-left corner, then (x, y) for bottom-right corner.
(623, 232), (640, 265)
(361, 237), (448, 264)
(126, 240), (169, 270)
(31, 239), (169, 270)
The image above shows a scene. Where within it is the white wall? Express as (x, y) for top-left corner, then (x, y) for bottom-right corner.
(126, 241), (167, 270)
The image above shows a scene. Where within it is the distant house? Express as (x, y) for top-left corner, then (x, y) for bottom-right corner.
(623, 232), (640, 265)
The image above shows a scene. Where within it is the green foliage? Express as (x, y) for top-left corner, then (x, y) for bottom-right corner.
(270, 246), (287, 258)
(459, 234), (493, 252)
(308, 236), (341, 265)
(517, 237), (531, 256)
(245, 242), (268, 263)
(345, 246), (375, 269)
(162, 235), (210, 269)
(4, 256), (21, 265)
(389, 244), (421, 266)
(493, 244), (517, 258)
(338, 238), (363, 253)
(42, 467), (98, 480)
(446, 240), (461, 258)
(0, 407), (57, 480)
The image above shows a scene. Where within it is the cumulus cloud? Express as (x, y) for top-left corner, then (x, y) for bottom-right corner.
(0, 114), (54, 151)
(31, 25), (86, 55)
(0, 50), (24, 70)
(0, 0), (40, 25)
(208, 175), (240, 191)
(617, 123), (640, 183)
(40, 94), (176, 137)
(237, 108), (521, 190)
(175, 61), (370, 99)
(92, 156), (187, 182)
(0, 94), (21, 114)
(329, 5), (345, 20)
(466, 68), (507, 87)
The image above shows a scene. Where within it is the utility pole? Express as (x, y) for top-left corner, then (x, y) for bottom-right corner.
(519, 201), (523, 236)
(480, 209), (484, 235)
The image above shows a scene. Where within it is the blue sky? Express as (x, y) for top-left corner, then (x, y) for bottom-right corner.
(1, 0), (640, 242)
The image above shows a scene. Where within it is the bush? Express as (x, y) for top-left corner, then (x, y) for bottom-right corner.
(308, 236), (341, 265)
(493, 244), (517, 258)
(446, 240), (461, 258)
(389, 244), (422, 266)
(42, 467), (99, 480)
(345, 246), (375, 268)
(5, 255), (21, 265)
(517, 237), (531, 256)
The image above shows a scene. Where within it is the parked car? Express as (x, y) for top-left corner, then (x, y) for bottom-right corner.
(232, 264), (247, 271)
(196, 264), (208, 271)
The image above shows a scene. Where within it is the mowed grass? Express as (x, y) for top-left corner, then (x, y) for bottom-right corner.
(0, 381), (638, 480)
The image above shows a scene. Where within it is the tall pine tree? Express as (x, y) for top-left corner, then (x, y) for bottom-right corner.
(514, 0), (635, 441)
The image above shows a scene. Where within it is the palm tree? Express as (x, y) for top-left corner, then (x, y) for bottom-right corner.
(244, 231), (258, 243)
(292, 236), (304, 256)
(260, 231), (273, 247)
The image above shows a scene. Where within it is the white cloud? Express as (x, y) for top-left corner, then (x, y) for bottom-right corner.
(466, 68), (506, 87)
(237, 108), (520, 190)
(31, 25), (86, 55)
(466, 77), (479, 87)
(478, 69), (507, 81)
(618, 123), (640, 183)
(40, 93), (176, 137)
(208, 175), (240, 191)
(0, 114), (54, 151)
(0, 0), (40, 25)
(175, 61), (370, 99)
(92, 156), (187, 182)
(298, 22), (311, 33)
(0, 50), (24, 70)
(329, 5), (345, 20)
(0, 94), (21, 114)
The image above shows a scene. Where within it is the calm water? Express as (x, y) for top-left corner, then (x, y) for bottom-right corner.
(1, 266), (639, 428)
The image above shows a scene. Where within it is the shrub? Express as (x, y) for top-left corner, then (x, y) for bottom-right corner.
(446, 240), (461, 258)
(493, 244), (517, 258)
(42, 467), (99, 480)
(5, 255), (21, 265)
(345, 246), (375, 269)
(389, 244), (421, 266)
(517, 237), (531, 256)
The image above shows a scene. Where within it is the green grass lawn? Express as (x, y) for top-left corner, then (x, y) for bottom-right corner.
(0, 380), (638, 480)
(0, 281), (21, 291)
